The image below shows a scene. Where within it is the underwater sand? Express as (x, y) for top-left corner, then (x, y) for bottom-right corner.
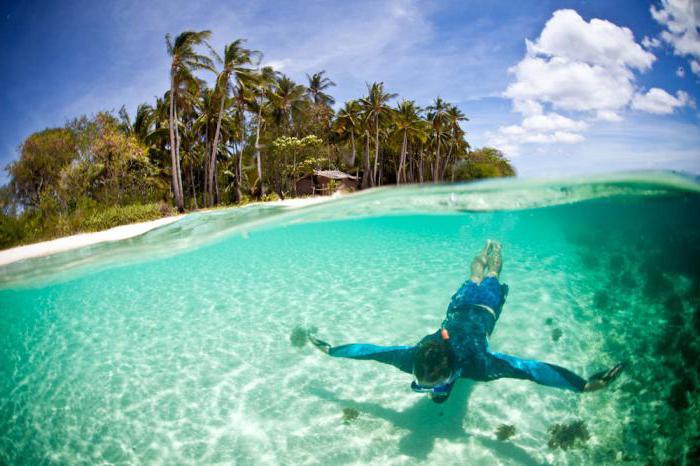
(1, 172), (698, 465)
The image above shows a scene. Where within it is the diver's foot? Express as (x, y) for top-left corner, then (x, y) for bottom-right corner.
(488, 240), (502, 256)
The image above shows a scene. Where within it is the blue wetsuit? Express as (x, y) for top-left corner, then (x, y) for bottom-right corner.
(328, 276), (587, 393)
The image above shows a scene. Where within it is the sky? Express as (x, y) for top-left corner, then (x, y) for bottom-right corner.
(1, 0), (699, 182)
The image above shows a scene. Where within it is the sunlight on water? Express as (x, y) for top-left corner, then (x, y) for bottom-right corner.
(1, 172), (698, 465)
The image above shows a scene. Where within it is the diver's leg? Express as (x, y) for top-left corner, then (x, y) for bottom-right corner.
(470, 240), (491, 284)
(486, 241), (502, 278)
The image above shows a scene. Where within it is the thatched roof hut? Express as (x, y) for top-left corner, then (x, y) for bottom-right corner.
(296, 170), (358, 195)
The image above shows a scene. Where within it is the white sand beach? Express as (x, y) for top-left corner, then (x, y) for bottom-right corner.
(0, 216), (185, 267)
(0, 196), (333, 267)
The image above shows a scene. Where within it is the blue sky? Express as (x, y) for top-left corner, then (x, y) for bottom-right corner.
(1, 0), (699, 182)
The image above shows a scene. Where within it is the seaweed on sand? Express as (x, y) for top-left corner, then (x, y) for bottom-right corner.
(342, 408), (359, 424)
(547, 420), (590, 450)
(495, 424), (516, 441)
(551, 328), (563, 342)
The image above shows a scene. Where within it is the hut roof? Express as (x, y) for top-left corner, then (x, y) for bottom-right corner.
(314, 169), (357, 180)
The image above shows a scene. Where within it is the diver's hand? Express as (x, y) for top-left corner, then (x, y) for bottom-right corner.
(584, 362), (625, 392)
(308, 334), (331, 354)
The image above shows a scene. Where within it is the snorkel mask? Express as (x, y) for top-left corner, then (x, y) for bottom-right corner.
(410, 370), (459, 395)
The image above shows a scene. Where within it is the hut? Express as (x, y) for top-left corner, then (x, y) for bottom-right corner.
(295, 170), (358, 196)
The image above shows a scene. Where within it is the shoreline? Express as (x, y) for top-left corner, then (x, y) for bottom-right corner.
(0, 195), (332, 267)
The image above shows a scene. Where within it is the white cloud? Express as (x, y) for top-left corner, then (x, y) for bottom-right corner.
(505, 9), (654, 115)
(631, 88), (690, 114)
(528, 9), (654, 71)
(642, 36), (663, 49)
(520, 113), (588, 132)
(596, 110), (623, 122)
(650, 0), (700, 74)
(512, 99), (543, 115)
(676, 65), (686, 77)
(691, 59), (700, 74)
(505, 55), (637, 112)
(493, 8), (690, 156)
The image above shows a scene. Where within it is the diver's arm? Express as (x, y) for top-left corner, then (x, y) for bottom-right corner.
(308, 335), (415, 374)
(485, 352), (624, 392)
(485, 352), (588, 392)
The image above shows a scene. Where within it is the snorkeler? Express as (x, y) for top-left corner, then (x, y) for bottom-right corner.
(309, 240), (624, 403)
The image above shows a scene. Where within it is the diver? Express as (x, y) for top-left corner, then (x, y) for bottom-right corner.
(309, 240), (624, 403)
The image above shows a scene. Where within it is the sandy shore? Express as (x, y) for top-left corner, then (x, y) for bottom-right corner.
(0, 196), (332, 267)
(0, 216), (185, 267)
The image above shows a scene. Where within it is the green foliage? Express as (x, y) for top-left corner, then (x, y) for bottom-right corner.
(452, 147), (516, 182)
(261, 192), (280, 202)
(76, 202), (175, 232)
(270, 135), (324, 192)
(7, 128), (77, 208)
(0, 213), (24, 249)
(0, 201), (174, 249)
(0, 112), (173, 249)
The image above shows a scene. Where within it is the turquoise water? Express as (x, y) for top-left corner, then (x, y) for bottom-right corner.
(1, 172), (699, 465)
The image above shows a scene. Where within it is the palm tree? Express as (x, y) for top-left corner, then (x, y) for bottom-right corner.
(306, 70), (336, 106)
(442, 104), (469, 180)
(393, 100), (428, 184)
(269, 75), (308, 135)
(206, 39), (259, 206)
(333, 100), (361, 169)
(359, 82), (396, 186)
(230, 83), (256, 203)
(165, 30), (215, 211)
(250, 66), (279, 197)
(133, 103), (156, 143)
(426, 97), (449, 182)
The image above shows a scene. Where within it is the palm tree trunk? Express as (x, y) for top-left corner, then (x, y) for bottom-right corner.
(255, 105), (264, 198)
(204, 142), (210, 206)
(362, 131), (371, 188)
(189, 163), (198, 209)
(349, 131), (356, 167)
(433, 137), (441, 183)
(419, 146), (424, 183)
(372, 117), (379, 186)
(168, 74), (184, 211)
(236, 149), (243, 202)
(174, 105), (185, 208)
(441, 144), (454, 180)
(397, 130), (407, 185)
(209, 90), (226, 207)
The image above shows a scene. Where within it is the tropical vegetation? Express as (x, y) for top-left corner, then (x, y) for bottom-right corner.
(0, 30), (515, 249)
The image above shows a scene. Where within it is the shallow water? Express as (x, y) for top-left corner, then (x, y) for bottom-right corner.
(1, 172), (699, 465)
